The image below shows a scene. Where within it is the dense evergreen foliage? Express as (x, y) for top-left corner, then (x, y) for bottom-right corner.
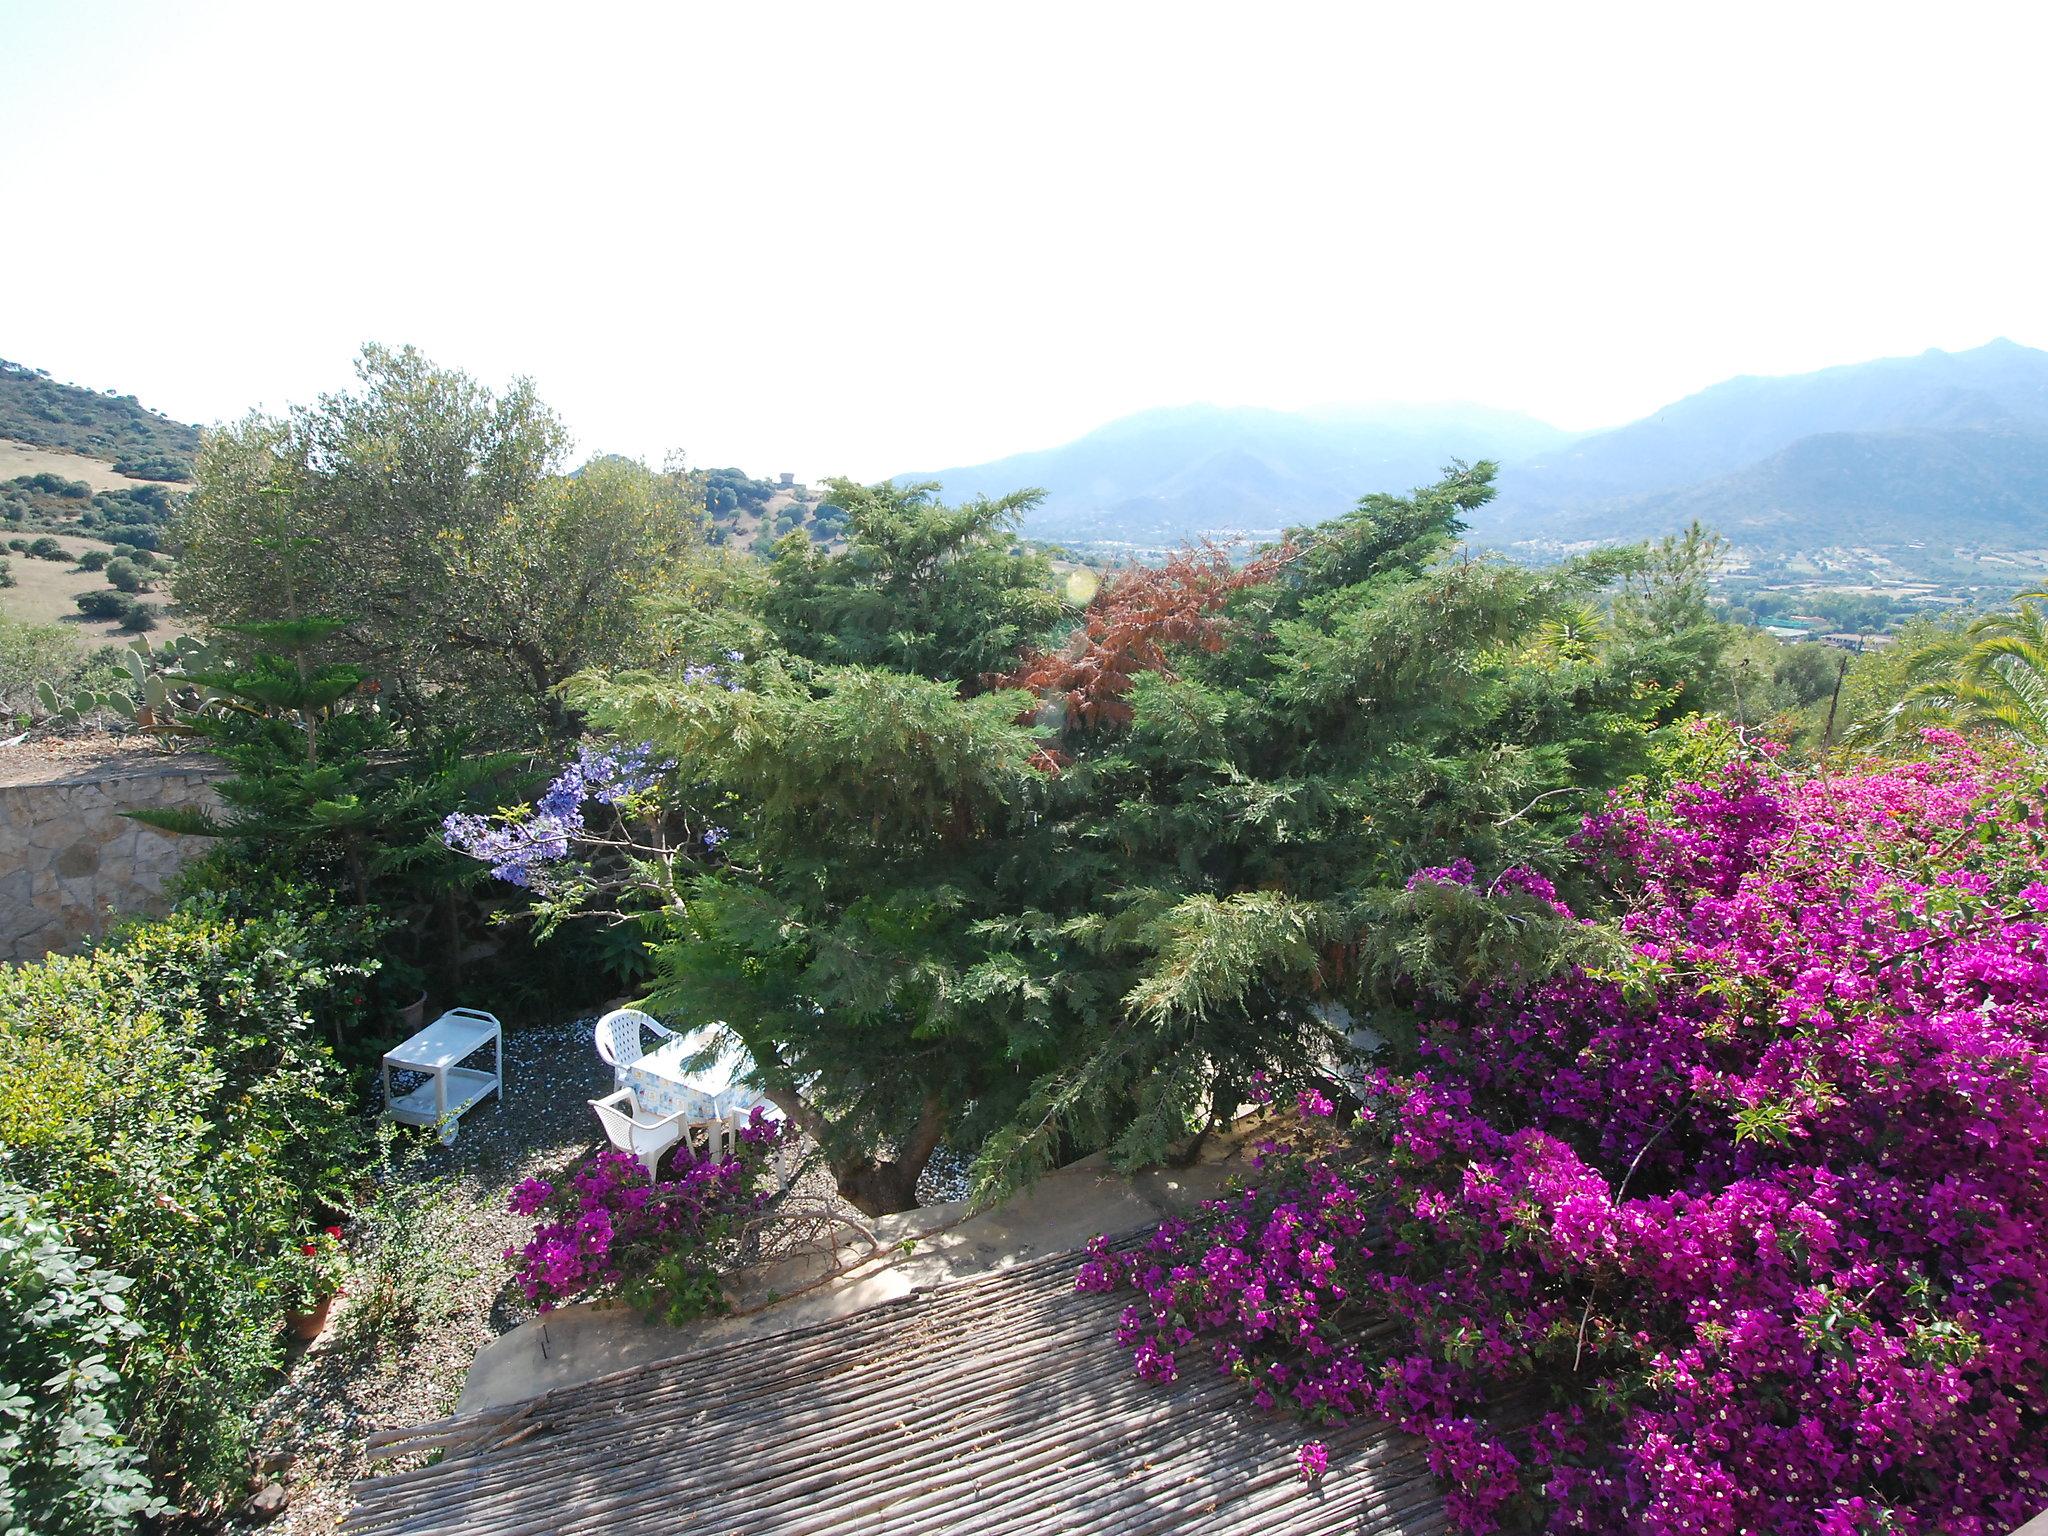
(512, 462), (1736, 1212)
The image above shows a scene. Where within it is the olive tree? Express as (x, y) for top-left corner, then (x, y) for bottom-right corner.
(172, 344), (706, 742)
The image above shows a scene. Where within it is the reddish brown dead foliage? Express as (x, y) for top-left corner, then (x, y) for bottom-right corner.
(999, 540), (1295, 731)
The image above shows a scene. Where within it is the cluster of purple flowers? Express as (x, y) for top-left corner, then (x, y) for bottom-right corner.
(442, 741), (669, 888)
(681, 653), (746, 691)
(1085, 735), (2048, 1534)
(1297, 1440), (1329, 1483)
(1406, 856), (1569, 913)
(507, 1108), (783, 1314)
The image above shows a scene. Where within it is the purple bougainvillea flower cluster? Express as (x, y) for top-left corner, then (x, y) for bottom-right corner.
(507, 1108), (784, 1312)
(1084, 736), (2048, 1535)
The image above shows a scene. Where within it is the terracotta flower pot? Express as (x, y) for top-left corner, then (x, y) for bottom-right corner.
(398, 991), (428, 1034)
(285, 1292), (339, 1342)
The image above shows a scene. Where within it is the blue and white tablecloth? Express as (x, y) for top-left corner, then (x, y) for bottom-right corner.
(617, 1029), (766, 1123)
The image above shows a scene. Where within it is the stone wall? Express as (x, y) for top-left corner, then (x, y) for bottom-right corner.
(0, 750), (224, 962)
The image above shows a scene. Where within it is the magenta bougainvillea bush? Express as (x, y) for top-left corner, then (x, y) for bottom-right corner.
(508, 1109), (783, 1324)
(1083, 734), (2048, 1534)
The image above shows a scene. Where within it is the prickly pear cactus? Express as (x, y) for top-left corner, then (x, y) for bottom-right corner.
(23, 634), (225, 731)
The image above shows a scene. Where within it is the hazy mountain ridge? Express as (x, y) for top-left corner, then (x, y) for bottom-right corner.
(907, 401), (1570, 545)
(910, 341), (2048, 556)
(1499, 425), (2048, 552)
(1504, 338), (2048, 507)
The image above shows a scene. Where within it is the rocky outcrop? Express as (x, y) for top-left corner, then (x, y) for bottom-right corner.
(0, 749), (223, 961)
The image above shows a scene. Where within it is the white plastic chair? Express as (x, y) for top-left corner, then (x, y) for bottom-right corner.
(588, 1087), (689, 1182)
(594, 1008), (673, 1077)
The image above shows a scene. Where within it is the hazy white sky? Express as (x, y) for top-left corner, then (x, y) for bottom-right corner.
(2, 1), (2044, 481)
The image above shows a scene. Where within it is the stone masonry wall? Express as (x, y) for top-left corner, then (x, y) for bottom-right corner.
(0, 751), (224, 962)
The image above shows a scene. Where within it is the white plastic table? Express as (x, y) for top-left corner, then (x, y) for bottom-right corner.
(618, 1028), (767, 1159)
(382, 1008), (504, 1143)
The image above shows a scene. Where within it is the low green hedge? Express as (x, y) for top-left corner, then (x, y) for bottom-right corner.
(0, 900), (374, 1514)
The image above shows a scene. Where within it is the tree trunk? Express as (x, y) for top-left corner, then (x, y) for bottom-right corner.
(765, 1086), (950, 1218)
(833, 1157), (928, 1218)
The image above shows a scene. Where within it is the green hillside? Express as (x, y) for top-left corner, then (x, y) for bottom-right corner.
(0, 358), (201, 480)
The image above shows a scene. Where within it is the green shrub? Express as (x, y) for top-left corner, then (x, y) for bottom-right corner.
(0, 1183), (162, 1536)
(0, 902), (374, 1509)
(73, 590), (130, 622)
(4, 473), (91, 500)
(102, 558), (143, 594)
(0, 557), (11, 589)
(114, 602), (158, 634)
(26, 536), (66, 561)
(111, 457), (190, 483)
(74, 549), (109, 572)
(0, 612), (80, 717)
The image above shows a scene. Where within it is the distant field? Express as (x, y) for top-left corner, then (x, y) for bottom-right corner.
(1, 530), (186, 644)
(0, 439), (189, 494)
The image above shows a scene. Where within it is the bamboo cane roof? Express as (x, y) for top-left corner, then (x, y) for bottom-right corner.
(346, 1245), (1447, 1536)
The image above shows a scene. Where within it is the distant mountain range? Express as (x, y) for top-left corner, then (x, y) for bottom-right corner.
(906, 402), (1570, 547)
(905, 340), (2048, 557)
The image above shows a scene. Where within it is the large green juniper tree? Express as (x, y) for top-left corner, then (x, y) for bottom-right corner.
(561, 462), (1727, 1213)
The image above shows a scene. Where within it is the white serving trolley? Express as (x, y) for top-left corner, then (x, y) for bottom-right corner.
(381, 1007), (505, 1143)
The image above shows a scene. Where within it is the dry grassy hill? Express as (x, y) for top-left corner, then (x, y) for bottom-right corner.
(0, 440), (190, 494)
(2, 528), (184, 643)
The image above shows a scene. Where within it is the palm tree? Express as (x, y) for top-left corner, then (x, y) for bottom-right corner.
(1853, 590), (2048, 750)
(1525, 601), (1607, 665)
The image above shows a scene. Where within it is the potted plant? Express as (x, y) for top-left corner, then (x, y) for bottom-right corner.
(280, 1226), (348, 1341)
(383, 957), (429, 1034)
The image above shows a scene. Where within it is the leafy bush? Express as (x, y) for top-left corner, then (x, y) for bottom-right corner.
(111, 456), (191, 483)
(73, 590), (130, 622)
(4, 472), (92, 500)
(507, 1114), (784, 1326)
(1087, 734), (2048, 1535)
(26, 536), (66, 560)
(0, 901), (373, 1509)
(0, 1183), (161, 1536)
(74, 549), (109, 572)
(0, 612), (81, 717)
(102, 557), (143, 593)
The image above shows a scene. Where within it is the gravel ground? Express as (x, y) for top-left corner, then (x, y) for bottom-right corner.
(229, 1012), (969, 1535)
(231, 1015), (614, 1536)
